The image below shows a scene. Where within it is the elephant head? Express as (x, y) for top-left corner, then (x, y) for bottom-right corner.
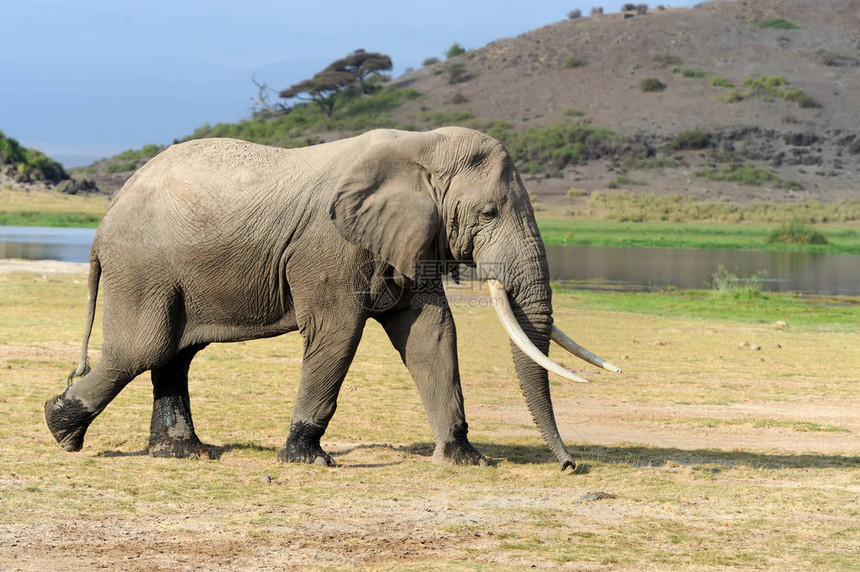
(330, 127), (620, 470)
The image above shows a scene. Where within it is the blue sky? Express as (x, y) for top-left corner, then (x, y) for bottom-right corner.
(1, 0), (697, 166)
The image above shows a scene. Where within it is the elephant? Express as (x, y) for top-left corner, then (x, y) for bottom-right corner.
(43, 127), (620, 471)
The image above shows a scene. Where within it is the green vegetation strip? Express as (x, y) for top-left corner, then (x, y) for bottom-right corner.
(558, 286), (860, 329)
(537, 219), (860, 254)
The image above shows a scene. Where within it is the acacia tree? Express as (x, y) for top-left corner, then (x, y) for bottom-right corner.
(329, 49), (392, 95)
(278, 68), (355, 117)
(279, 49), (393, 116)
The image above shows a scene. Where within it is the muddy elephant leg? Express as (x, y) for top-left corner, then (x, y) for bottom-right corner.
(44, 351), (141, 452)
(278, 321), (365, 466)
(148, 344), (211, 459)
(378, 296), (488, 466)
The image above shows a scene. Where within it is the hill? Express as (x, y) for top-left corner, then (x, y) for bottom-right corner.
(79, 0), (860, 215)
(0, 130), (95, 194)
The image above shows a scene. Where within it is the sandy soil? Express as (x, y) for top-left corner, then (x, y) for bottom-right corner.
(1, 259), (857, 571)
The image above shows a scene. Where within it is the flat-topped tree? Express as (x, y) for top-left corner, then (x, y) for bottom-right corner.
(279, 68), (355, 117)
(329, 49), (393, 95)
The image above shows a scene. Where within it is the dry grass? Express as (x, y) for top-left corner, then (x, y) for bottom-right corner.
(1, 271), (858, 570)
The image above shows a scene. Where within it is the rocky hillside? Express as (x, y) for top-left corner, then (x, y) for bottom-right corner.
(1, 130), (96, 194)
(80, 0), (860, 207)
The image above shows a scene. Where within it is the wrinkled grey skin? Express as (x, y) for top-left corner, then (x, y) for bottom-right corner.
(44, 127), (579, 470)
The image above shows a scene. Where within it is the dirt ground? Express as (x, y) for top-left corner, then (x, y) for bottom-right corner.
(1, 260), (858, 571)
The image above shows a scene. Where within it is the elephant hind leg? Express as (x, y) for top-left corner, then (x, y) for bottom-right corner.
(44, 354), (141, 452)
(149, 344), (211, 459)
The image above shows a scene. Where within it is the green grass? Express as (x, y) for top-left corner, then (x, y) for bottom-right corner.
(558, 285), (860, 329)
(756, 18), (799, 30)
(536, 218), (860, 254)
(695, 164), (803, 189)
(768, 220), (829, 245)
(1, 189), (110, 228)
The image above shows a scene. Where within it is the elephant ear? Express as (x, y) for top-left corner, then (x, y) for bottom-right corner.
(330, 133), (442, 282)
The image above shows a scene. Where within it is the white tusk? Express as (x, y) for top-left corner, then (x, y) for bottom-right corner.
(551, 325), (623, 374)
(487, 280), (590, 383)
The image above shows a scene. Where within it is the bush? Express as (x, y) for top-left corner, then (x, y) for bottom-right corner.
(568, 9), (582, 19)
(563, 56), (586, 69)
(445, 43), (466, 59)
(668, 131), (710, 151)
(675, 66), (708, 78)
(710, 266), (765, 299)
(422, 57), (440, 67)
(756, 18), (799, 30)
(446, 62), (468, 84)
(104, 162), (138, 174)
(767, 220), (828, 245)
(817, 50), (858, 67)
(639, 78), (666, 92)
(653, 53), (682, 67)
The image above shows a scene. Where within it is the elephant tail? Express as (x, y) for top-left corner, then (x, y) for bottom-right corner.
(68, 253), (101, 385)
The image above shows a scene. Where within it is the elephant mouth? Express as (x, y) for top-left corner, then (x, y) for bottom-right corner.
(486, 279), (622, 382)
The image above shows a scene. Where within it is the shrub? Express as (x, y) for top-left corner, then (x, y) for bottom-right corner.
(710, 266), (765, 299)
(709, 76), (734, 88)
(568, 9), (582, 19)
(782, 89), (821, 108)
(675, 66), (708, 78)
(767, 220), (828, 245)
(446, 62), (468, 84)
(105, 161), (138, 174)
(445, 43), (466, 59)
(756, 18), (799, 30)
(817, 50), (858, 67)
(723, 91), (745, 103)
(668, 131), (710, 151)
(639, 78), (666, 92)
(422, 57), (440, 67)
(591, 7), (604, 16)
(563, 56), (586, 69)
(448, 91), (468, 104)
(653, 53), (682, 67)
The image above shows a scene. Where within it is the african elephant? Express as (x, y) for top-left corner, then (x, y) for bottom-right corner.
(44, 127), (620, 470)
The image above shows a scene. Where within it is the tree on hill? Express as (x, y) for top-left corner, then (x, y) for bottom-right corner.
(279, 69), (355, 117)
(279, 49), (393, 117)
(329, 49), (392, 95)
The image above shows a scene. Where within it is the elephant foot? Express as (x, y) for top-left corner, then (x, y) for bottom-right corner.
(149, 434), (212, 460)
(149, 401), (212, 460)
(433, 422), (489, 466)
(277, 421), (334, 466)
(44, 390), (97, 452)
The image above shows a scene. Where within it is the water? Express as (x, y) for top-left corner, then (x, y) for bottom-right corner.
(546, 244), (860, 297)
(0, 226), (96, 263)
(2, 226), (859, 296)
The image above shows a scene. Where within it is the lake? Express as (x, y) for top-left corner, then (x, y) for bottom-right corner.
(2, 226), (859, 296)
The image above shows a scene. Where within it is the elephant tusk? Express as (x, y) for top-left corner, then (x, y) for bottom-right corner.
(487, 280), (590, 383)
(551, 325), (623, 374)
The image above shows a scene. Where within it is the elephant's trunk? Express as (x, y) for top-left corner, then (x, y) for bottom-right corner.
(498, 278), (579, 471)
(477, 240), (578, 470)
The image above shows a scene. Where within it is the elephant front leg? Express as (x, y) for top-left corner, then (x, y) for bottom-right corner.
(149, 346), (211, 459)
(278, 322), (365, 466)
(378, 297), (488, 466)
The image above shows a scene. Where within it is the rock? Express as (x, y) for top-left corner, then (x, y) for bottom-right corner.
(55, 180), (77, 194)
(582, 491), (616, 502)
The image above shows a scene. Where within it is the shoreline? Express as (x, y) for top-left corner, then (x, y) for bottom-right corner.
(0, 258), (89, 274)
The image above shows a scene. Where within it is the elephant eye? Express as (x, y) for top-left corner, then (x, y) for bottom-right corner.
(480, 206), (498, 222)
